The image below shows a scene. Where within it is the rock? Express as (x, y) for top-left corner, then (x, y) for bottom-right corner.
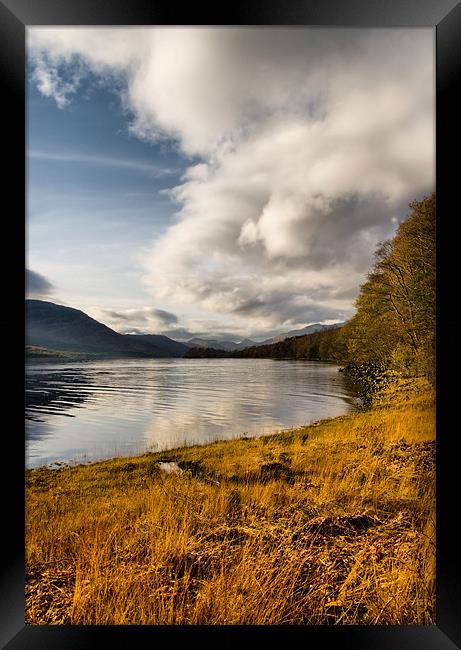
(157, 461), (183, 474)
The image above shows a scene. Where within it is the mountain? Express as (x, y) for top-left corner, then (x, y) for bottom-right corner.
(186, 338), (239, 352)
(235, 338), (257, 350)
(124, 334), (189, 357)
(26, 300), (177, 358)
(186, 337), (256, 351)
(257, 322), (344, 346)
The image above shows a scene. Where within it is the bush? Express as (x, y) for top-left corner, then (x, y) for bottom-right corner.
(341, 362), (400, 407)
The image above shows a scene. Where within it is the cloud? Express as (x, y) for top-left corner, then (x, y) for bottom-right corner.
(26, 269), (54, 297)
(31, 52), (82, 108)
(29, 27), (434, 332)
(158, 326), (205, 341)
(29, 150), (176, 177)
(93, 306), (178, 334)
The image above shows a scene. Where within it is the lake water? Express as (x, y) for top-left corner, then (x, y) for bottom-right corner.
(25, 358), (357, 469)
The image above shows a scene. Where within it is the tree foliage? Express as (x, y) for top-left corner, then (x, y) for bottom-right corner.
(343, 193), (435, 380)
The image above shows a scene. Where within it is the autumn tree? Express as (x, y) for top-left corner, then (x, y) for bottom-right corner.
(345, 193), (435, 379)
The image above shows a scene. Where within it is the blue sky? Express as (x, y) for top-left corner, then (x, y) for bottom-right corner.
(26, 27), (434, 341)
(27, 73), (188, 309)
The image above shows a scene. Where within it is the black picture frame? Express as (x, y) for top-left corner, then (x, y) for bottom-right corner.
(1, 0), (460, 647)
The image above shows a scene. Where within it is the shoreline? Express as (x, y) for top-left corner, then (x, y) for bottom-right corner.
(26, 376), (435, 625)
(27, 406), (359, 472)
(26, 356), (356, 472)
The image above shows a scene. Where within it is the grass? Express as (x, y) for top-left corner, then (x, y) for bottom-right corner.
(25, 345), (97, 360)
(26, 377), (435, 625)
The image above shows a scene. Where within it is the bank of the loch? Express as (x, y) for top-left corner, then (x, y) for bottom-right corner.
(26, 377), (435, 625)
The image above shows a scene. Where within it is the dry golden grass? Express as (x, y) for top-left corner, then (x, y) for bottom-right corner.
(26, 377), (435, 625)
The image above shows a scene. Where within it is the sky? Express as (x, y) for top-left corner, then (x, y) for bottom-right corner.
(26, 27), (434, 342)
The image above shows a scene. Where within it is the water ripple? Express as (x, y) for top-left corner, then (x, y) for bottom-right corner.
(25, 358), (357, 468)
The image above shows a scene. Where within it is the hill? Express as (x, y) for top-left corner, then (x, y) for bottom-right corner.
(26, 300), (171, 358)
(186, 337), (256, 351)
(124, 334), (188, 357)
(258, 322), (343, 346)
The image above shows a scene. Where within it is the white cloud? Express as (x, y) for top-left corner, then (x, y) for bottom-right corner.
(91, 306), (178, 334)
(29, 27), (434, 334)
(29, 149), (176, 177)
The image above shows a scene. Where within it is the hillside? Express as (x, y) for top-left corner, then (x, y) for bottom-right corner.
(26, 300), (166, 358)
(124, 334), (188, 357)
(258, 322), (343, 346)
(186, 337), (256, 351)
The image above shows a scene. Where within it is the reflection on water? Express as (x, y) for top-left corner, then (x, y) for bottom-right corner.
(26, 369), (92, 423)
(26, 358), (357, 468)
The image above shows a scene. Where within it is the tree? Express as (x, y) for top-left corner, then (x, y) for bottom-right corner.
(345, 193), (435, 379)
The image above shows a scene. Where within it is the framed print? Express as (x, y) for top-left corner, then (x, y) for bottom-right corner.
(1, 0), (460, 647)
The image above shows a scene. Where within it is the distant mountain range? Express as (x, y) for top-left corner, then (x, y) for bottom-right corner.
(26, 299), (343, 358)
(186, 337), (257, 352)
(257, 322), (344, 346)
(186, 325), (343, 351)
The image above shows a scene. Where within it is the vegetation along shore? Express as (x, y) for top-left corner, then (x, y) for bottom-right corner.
(26, 195), (435, 624)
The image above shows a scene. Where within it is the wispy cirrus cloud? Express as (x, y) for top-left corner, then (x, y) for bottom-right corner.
(28, 149), (177, 177)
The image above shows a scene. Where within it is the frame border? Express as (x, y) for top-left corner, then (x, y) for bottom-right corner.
(1, 0), (460, 647)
